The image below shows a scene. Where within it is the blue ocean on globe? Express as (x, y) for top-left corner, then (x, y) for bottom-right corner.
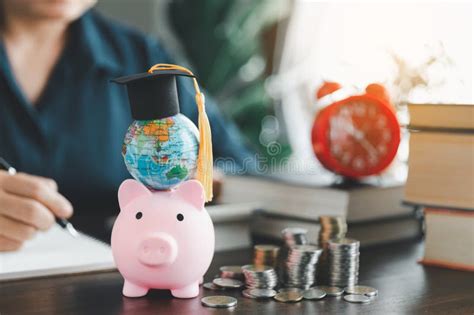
(122, 114), (199, 190)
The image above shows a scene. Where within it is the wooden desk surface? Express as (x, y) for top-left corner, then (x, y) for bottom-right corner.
(1, 240), (473, 315)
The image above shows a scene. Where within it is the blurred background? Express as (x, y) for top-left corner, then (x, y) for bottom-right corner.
(0, 0), (472, 285)
(97, 0), (472, 174)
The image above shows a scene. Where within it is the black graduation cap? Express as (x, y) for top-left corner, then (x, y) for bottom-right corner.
(111, 69), (195, 120)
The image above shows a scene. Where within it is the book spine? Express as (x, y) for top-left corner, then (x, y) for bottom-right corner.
(424, 208), (474, 217)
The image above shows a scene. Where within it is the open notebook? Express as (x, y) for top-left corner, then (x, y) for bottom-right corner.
(0, 226), (116, 281)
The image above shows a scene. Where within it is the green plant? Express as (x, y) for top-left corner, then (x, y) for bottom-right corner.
(169, 0), (291, 160)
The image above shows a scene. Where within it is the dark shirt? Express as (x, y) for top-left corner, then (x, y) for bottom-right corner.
(0, 10), (253, 228)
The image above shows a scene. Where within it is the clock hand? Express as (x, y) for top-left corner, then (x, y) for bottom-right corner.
(359, 137), (379, 159)
(338, 112), (365, 140)
(351, 126), (379, 159)
(338, 118), (379, 159)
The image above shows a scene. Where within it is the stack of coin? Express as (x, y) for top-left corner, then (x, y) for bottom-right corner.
(219, 265), (245, 281)
(213, 278), (244, 289)
(328, 238), (360, 288)
(241, 264), (278, 289)
(318, 216), (347, 245)
(278, 228), (309, 285)
(282, 227), (309, 246)
(281, 245), (322, 289)
(317, 216), (347, 284)
(253, 245), (280, 268)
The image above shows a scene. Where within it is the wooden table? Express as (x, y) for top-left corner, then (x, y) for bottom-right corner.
(1, 240), (473, 315)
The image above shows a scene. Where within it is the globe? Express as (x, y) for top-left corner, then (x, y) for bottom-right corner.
(122, 114), (199, 190)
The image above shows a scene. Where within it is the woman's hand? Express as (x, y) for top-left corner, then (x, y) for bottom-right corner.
(0, 171), (73, 251)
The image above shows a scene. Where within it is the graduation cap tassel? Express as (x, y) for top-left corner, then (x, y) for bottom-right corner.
(147, 64), (213, 202)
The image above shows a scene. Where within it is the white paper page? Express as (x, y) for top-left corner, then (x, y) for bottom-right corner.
(0, 226), (115, 281)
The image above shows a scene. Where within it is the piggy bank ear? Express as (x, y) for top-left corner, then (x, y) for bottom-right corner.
(175, 180), (205, 209)
(118, 179), (151, 210)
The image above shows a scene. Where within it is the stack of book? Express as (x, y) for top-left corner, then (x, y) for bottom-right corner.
(405, 103), (474, 271)
(220, 171), (421, 247)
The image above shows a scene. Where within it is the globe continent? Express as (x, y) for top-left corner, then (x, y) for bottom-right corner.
(122, 114), (199, 190)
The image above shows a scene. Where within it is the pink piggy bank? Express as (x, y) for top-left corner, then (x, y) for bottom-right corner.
(111, 179), (215, 298)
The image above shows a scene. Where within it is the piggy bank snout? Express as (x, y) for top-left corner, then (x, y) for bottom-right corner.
(137, 233), (178, 267)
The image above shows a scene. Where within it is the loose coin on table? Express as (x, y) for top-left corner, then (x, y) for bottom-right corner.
(201, 296), (238, 308)
(343, 294), (371, 304)
(303, 288), (326, 300)
(279, 288), (304, 294)
(203, 282), (225, 291)
(345, 285), (378, 297)
(213, 278), (244, 289)
(242, 289), (258, 299)
(274, 291), (304, 303)
(248, 288), (277, 298)
(313, 286), (344, 297)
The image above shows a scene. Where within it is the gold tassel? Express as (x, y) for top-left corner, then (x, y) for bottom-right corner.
(148, 64), (213, 202)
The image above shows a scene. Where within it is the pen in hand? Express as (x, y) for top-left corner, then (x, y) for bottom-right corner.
(0, 157), (79, 238)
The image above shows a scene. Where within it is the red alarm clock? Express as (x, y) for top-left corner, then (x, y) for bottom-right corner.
(311, 87), (400, 178)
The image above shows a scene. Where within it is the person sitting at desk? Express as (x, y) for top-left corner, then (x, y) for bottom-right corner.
(0, 0), (254, 251)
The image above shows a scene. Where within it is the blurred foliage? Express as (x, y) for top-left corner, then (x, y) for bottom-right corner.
(169, 0), (291, 160)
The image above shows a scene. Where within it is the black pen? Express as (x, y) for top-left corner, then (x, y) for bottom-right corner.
(0, 157), (79, 237)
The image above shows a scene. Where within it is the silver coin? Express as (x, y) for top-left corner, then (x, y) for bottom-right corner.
(313, 286), (344, 296)
(280, 244), (321, 289)
(344, 294), (371, 304)
(328, 237), (360, 288)
(274, 291), (304, 303)
(201, 296), (238, 308)
(219, 265), (245, 280)
(213, 278), (244, 288)
(203, 282), (225, 290)
(242, 264), (274, 273)
(303, 288), (326, 300)
(278, 287), (304, 294)
(248, 288), (277, 298)
(242, 264), (278, 289)
(330, 275), (359, 280)
(345, 285), (378, 297)
(282, 228), (308, 246)
(242, 289), (258, 299)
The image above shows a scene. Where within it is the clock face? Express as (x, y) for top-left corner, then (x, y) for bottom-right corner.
(312, 95), (400, 178)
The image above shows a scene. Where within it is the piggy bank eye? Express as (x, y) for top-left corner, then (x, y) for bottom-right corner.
(135, 212), (143, 220)
(176, 213), (184, 221)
